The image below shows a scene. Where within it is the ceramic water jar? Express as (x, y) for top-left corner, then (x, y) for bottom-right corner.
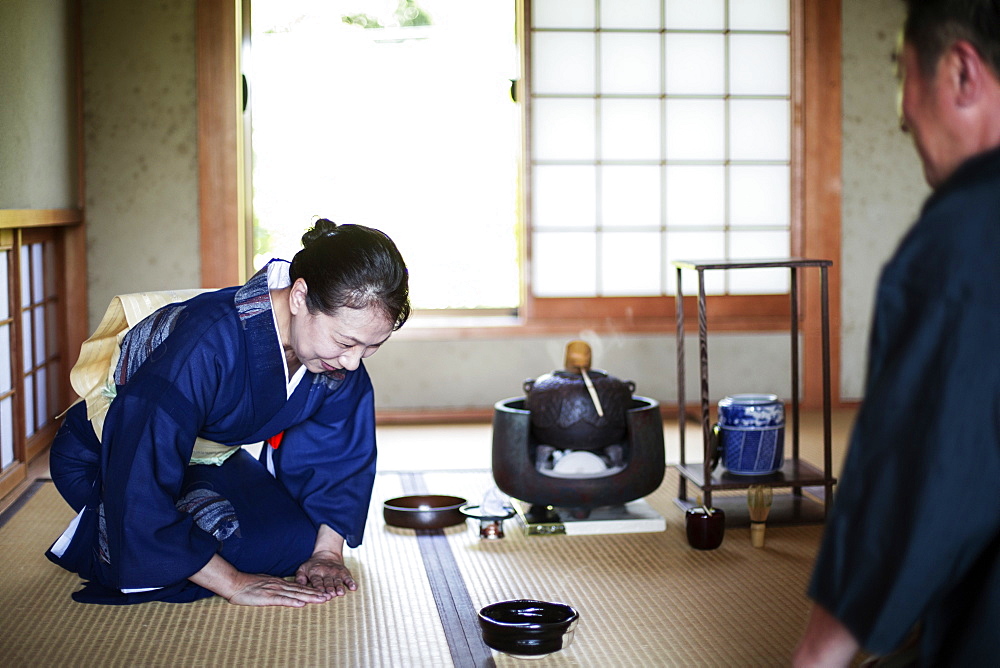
(716, 394), (785, 475)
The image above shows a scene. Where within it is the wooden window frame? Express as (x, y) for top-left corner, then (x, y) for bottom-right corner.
(197, 0), (840, 406)
(0, 212), (86, 500)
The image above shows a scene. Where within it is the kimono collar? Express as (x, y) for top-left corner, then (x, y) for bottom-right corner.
(234, 260), (290, 409)
(235, 259), (348, 394)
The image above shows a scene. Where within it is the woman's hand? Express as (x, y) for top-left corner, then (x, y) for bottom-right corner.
(295, 524), (357, 597)
(227, 573), (334, 607)
(295, 550), (357, 597)
(190, 553), (331, 607)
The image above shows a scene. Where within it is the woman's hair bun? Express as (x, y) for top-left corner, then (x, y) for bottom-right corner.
(301, 218), (339, 247)
(290, 218), (410, 330)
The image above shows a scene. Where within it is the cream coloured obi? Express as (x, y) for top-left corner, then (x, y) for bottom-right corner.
(68, 290), (238, 466)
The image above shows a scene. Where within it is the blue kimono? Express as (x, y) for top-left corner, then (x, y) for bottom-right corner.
(808, 147), (1000, 662)
(46, 261), (378, 604)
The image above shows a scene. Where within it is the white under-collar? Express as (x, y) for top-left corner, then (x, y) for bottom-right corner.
(266, 261), (306, 397)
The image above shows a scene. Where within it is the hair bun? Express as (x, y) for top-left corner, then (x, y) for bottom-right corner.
(301, 218), (339, 247)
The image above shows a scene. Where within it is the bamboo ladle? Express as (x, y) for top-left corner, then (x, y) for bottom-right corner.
(564, 340), (604, 417)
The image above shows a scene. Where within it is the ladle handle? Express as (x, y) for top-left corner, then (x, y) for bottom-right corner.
(565, 340), (604, 417)
(580, 368), (605, 417)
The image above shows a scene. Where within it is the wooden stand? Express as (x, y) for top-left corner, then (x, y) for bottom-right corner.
(672, 258), (836, 526)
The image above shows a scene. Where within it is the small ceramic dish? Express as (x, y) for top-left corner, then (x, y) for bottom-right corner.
(382, 495), (467, 530)
(460, 503), (518, 539)
(478, 599), (579, 659)
(459, 503), (517, 522)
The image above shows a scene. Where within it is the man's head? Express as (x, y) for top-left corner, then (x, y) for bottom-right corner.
(900, 0), (1000, 187)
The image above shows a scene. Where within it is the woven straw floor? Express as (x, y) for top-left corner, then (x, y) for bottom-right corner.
(0, 471), (824, 667)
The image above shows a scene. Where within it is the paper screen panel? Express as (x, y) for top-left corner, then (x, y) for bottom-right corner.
(0, 397), (11, 469)
(31, 244), (44, 306)
(532, 165), (597, 230)
(531, 32), (595, 95)
(23, 374), (34, 437)
(0, 325), (10, 391)
(665, 33), (726, 95)
(730, 99), (791, 162)
(19, 246), (30, 306)
(730, 0), (790, 30)
(532, 0), (595, 28)
(665, 99), (726, 161)
(730, 165), (791, 227)
(532, 98), (596, 161)
(730, 34), (790, 97)
(601, 0), (661, 29)
(600, 32), (661, 94)
(601, 165), (661, 229)
(665, 0), (725, 29)
(600, 98), (661, 161)
(532, 231), (597, 297)
(600, 230), (662, 296)
(665, 165), (726, 227)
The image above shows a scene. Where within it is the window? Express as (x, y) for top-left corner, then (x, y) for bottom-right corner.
(249, 0), (521, 310)
(526, 0), (796, 323)
(0, 244), (13, 472)
(0, 224), (70, 498)
(19, 232), (61, 444)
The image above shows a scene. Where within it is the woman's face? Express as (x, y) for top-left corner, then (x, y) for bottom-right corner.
(287, 279), (394, 373)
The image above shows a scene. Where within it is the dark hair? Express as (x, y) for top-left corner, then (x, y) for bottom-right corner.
(903, 0), (1000, 76)
(289, 219), (411, 331)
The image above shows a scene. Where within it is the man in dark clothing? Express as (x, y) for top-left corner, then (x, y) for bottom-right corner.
(794, 1), (1000, 665)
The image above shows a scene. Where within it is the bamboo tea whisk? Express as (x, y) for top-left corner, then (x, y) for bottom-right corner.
(747, 485), (773, 548)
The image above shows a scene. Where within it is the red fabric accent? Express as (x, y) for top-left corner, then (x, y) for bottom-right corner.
(266, 431), (284, 449)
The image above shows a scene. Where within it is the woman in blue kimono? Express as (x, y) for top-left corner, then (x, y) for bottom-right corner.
(46, 219), (410, 606)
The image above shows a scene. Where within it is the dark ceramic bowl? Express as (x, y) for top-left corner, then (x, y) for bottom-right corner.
(478, 599), (579, 658)
(383, 495), (467, 530)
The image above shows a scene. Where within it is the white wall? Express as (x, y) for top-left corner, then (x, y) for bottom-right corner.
(78, 0), (935, 411)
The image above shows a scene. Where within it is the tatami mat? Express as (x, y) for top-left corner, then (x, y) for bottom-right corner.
(0, 471), (826, 667)
(426, 471), (822, 667)
(0, 478), (451, 667)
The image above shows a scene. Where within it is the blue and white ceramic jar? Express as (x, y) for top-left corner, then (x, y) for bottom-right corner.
(716, 394), (784, 475)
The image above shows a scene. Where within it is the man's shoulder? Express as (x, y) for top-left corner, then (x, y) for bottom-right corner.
(883, 155), (1000, 300)
(922, 146), (1000, 223)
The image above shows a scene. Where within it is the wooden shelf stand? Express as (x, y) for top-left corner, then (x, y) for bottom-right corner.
(672, 258), (836, 526)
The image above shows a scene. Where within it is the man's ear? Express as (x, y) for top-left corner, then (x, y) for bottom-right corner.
(289, 278), (309, 315)
(950, 40), (988, 107)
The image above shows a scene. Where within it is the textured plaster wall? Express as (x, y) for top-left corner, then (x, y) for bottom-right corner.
(840, 0), (931, 398)
(82, 0), (200, 328)
(365, 332), (793, 413)
(0, 0), (78, 209)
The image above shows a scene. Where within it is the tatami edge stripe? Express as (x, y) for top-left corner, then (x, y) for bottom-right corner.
(401, 473), (496, 668)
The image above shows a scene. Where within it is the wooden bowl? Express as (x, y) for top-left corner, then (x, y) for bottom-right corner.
(383, 495), (468, 530)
